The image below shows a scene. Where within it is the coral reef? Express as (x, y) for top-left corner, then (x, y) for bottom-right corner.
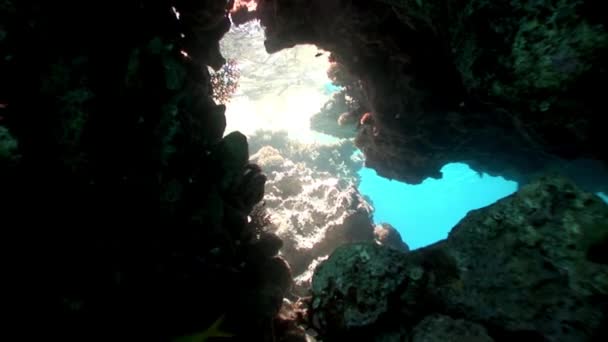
(374, 223), (410, 252)
(248, 130), (363, 185)
(310, 176), (608, 341)
(273, 298), (314, 342)
(410, 315), (493, 342)
(248, 133), (410, 297)
(309, 91), (360, 139)
(254, 0), (608, 184)
(210, 58), (241, 104)
(309, 56), (370, 139)
(250, 142), (377, 295)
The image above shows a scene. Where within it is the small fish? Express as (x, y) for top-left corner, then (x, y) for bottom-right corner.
(315, 52), (324, 57)
(0, 103), (7, 109)
(360, 112), (373, 125)
(173, 315), (235, 342)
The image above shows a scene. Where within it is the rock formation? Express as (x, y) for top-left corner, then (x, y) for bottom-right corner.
(310, 176), (608, 341)
(253, 0), (608, 185)
(374, 222), (410, 252)
(249, 138), (404, 295)
(249, 130), (363, 185)
(3, 1), (607, 341)
(1, 1), (289, 341)
(310, 90), (361, 139)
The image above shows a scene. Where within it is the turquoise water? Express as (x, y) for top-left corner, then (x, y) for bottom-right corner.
(321, 82), (607, 250)
(358, 163), (519, 250)
(323, 83), (343, 95)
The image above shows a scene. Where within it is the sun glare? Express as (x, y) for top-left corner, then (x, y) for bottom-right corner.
(219, 21), (335, 144)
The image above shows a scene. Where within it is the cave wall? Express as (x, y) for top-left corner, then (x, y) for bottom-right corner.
(254, 0), (608, 184)
(1, 1), (290, 340)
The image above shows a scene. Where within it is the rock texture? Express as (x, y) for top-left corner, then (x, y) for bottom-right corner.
(249, 130), (363, 185)
(250, 141), (376, 295)
(1, 1), (289, 341)
(248, 131), (410, 297)
(374, 223), (410, 252)
(309, 61), (370, 139)
(311, 243), (411, 336)
(410, 315), (494, 342)
(310, 90), (361, 139)
(254, 0), (608, 184)
(310, 176), (608, 341)
(444, 176), (608, 341)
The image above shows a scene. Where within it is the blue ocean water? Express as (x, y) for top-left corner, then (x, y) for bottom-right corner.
(358, 163), (519, 250)
(320, 81), (608, 250)
(323, 83), (343, 95)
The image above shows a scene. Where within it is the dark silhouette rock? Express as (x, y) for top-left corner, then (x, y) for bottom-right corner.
(411, 315), (493, 342)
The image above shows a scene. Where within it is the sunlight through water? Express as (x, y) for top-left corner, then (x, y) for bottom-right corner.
(219, 21), (336, 144)
(219, 21), (526, 251)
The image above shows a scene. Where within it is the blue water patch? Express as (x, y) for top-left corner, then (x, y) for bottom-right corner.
(323, 82), (343, 95)
(597, 192), (608, 204)
(358, 163), (519, 250)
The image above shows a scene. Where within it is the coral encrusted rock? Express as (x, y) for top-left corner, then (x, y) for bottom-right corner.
(310, 175), (608, 341)
(255, 0), (608, 186)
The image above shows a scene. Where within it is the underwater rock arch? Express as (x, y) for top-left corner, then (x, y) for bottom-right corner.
(233, 0), (608, 187)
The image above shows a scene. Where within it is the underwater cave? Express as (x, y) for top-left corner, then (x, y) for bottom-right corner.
(218, 14), (608, 254)
(217, 19), (523, 252)
(2, 0), (608, 341)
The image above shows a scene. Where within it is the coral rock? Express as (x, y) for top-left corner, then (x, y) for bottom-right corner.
(249, 134), (375, 295)
(311, 243), (410, 337)
(310, 176), (608, 340)
(256, 0), (608, 185)
(374, 223), (410, 252)
(411, 315), (493, 342)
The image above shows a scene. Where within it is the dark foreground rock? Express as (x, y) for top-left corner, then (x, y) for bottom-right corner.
(310, 176), (608, 341)
(1, 1), (290, 341)
(410, 315), (493, 342)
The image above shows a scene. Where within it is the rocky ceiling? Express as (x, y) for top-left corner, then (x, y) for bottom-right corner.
(241, 0), (607, 185)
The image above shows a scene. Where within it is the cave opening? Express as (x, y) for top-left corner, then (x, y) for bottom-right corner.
(358, 163), (518, 249)
(218, 20), (338, 144)
(217, 16), (521, 255)
(5, 0), (608, 340)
